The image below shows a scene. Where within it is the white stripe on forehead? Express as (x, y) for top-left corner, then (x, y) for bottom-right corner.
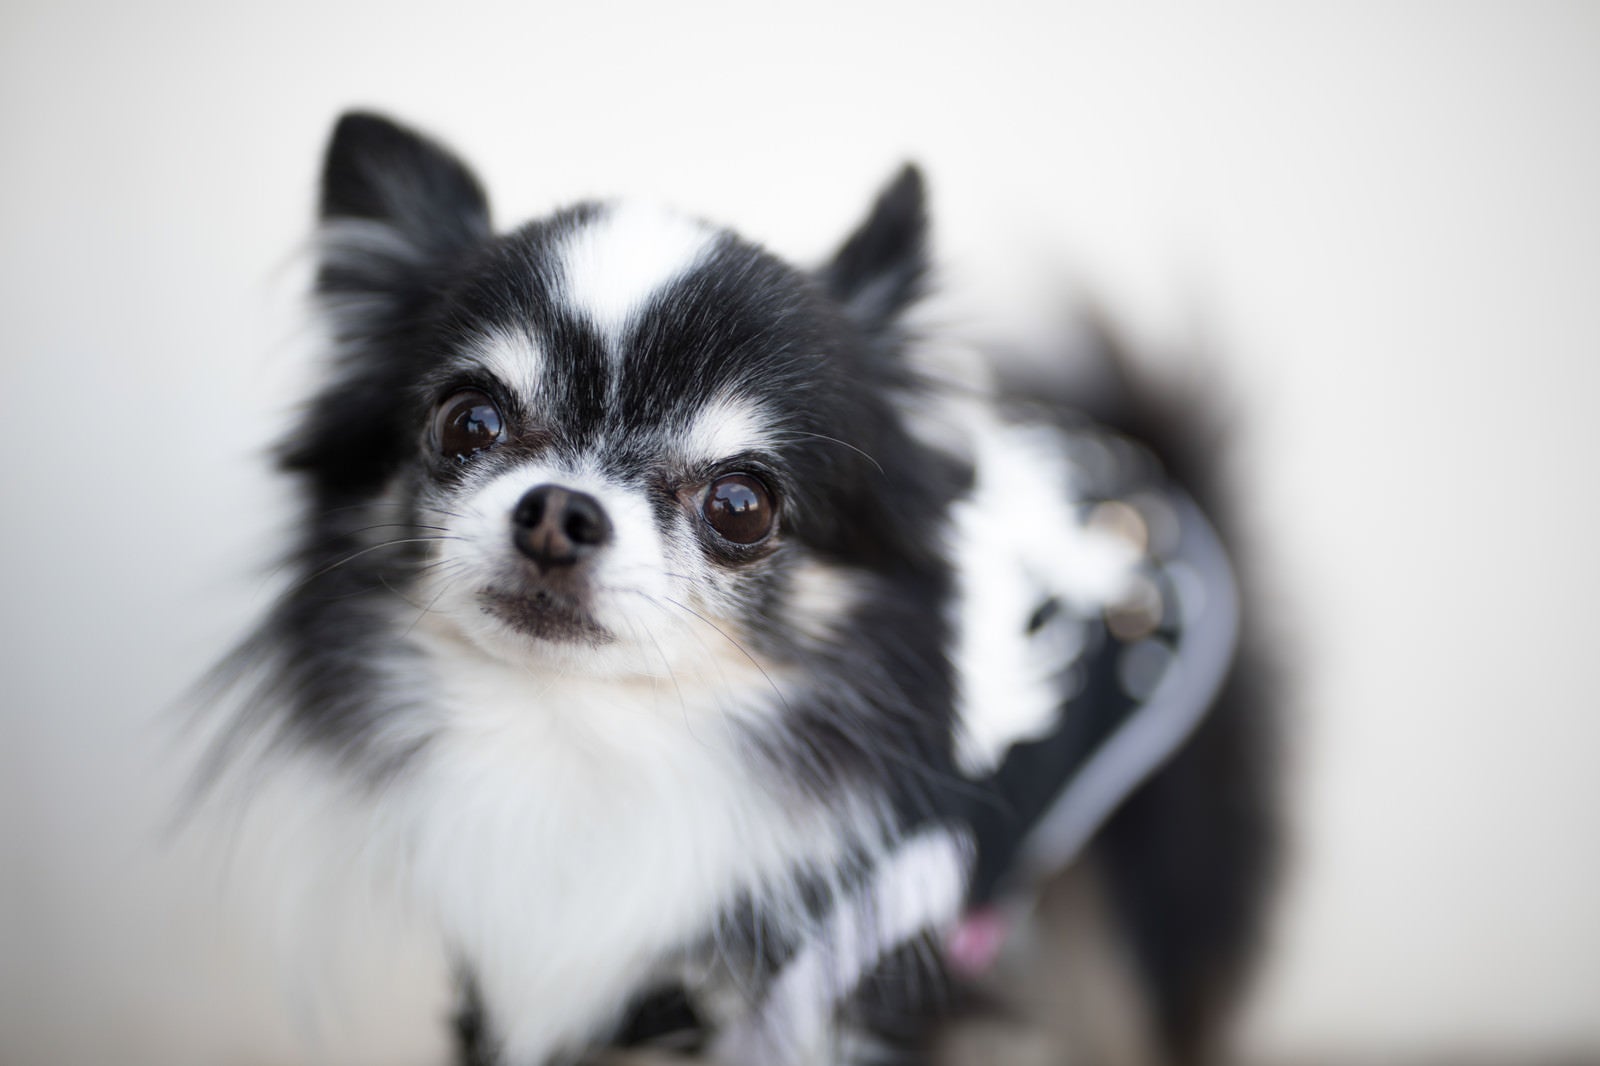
(556, 202), (718, 346)
(678, 393), (778, 465)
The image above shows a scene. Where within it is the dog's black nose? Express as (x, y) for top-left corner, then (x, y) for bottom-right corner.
(511, 484), (612, 569)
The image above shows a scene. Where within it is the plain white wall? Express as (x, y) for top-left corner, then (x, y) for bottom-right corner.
(3, 3), (1598, 1064)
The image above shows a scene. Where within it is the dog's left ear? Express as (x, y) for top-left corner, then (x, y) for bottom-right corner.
(821, 164), (929, 334)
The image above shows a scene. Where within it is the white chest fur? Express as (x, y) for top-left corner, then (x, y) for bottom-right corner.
(379, 630), (861, 1063)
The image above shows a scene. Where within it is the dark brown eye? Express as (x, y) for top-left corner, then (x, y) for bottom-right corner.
(433, 389), (505, 461)
(702, 473), (776, 545)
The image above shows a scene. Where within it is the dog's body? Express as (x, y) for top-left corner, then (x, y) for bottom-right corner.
(204, 113), (1273, 1066)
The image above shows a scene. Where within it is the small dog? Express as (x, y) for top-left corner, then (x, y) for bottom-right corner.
(202, 112), (1274, 1066)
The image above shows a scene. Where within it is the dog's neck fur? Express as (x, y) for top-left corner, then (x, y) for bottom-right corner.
(384, 619), (879, 1061)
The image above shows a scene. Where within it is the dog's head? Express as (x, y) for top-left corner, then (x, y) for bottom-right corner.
(281, 114), (958, 682)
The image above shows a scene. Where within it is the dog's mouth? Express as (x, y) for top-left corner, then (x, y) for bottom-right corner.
(479, 586), (615, 645)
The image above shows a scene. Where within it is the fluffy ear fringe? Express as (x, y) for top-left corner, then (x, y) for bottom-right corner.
(821, 164), (929, 333)
(316, 111), (492, 300)
(282, 114), (490, 493)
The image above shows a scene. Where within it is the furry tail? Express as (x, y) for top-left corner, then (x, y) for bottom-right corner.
(1096, 653), (1277, 1063)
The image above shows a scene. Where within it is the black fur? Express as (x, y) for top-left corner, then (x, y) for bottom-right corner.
(996, 324), (1280, 1064)
(206, 112), (1276, 1066)
(240, 115), (972, 804)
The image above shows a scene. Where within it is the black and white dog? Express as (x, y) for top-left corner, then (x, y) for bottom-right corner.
(202, 112), (1274, 1066)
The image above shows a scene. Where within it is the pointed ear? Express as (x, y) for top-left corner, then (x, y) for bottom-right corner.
(821, 164), (929, 332)
(316, 111), (491, 299)
(282, 114), (490, 491)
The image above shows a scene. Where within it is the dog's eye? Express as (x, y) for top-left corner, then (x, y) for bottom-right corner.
(433, 389), (506, 461)
(702, 474), (776, 545)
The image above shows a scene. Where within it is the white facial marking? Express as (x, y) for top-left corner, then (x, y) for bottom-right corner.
(414, 447), (773, 687)
(678, 393), (777, 468)
(465, 327), (545, 407)
(557, 202), (718, 346)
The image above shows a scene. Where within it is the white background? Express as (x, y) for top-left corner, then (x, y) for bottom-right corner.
(3, 3), (1598, 1064)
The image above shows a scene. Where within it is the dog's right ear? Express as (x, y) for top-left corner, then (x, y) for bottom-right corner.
(283, 114), (491, 494)
(316, 111), (491, 300)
